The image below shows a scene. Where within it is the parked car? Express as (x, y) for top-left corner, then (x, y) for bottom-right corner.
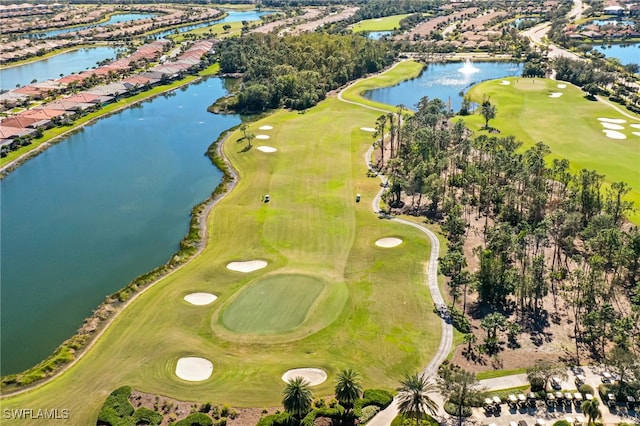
(551, 377), (562, 390)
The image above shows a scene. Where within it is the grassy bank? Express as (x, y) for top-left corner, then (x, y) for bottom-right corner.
(0, 62), (441, 424)
(461, 77), (640, 224)
(351, 14), (412, 32)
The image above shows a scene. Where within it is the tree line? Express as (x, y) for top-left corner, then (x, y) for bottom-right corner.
(373, 96), (639, 366)
(215, 32), (394, 112)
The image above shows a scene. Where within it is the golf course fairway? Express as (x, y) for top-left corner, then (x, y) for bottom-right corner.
(0, 62), (441, 424)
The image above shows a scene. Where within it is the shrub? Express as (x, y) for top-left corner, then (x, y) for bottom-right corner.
(579, 384), (594, 395)
(358, 405), (380, 424)
(444, 401), (472, 417)
(97, 386), (135, 424)
(132, 407), (163, 425)
(361, 389), (394, 409)
(391, 414), (439, 426)
(199, 402), (212, 413)
(553, 421), (571, 426)
(301, 407), (344, 426)
(450, 308), (471, 333)
(255, 412), (295, 426)
(530, 377), (545, 392)
(174, 412), (214, 426)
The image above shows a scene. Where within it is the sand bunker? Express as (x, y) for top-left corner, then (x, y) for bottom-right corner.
(256, 134), (270, 140)
(549, 92), (563, 98)
(226, 260), (268, 273)
(557, 84), (567, 89)
(601, 122), (625, 130)
(360, 127), (376, 132)
(176, 357), (213, 381)
(257, 146), (278, 153)
(598, 118), (627, 124)
(282, 368), (327, 386)
(259, 125), (273, 130)
(632, 132), (640, 137)
(500, 80), (511, 85)
(603, 130), (626, 140)
(630, 124), (640, 129)
(375, 237), (403, 248)
(184, 293), (217, 306)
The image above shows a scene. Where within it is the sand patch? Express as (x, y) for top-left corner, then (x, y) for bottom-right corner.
(598, 118), (627, 124)
(184, 293), (217, 306)
(282, 368), (327, 386)
(257, 146), (277, 153)
(360, 127), (376, 132)
(176, 357), (213, 381)
(226, 260), (268, 273)
(549, 92), (563, 98)
(375, 237), (403, 248)
(557, 83), (567, 89)
(632, 132), (640, 137)
(259, 125), (273, 130)
(601, 122), (624, 130)
(500, 80), (511, 85)
(630, 124), (640, 129)
(256, 134), (270, 140)
(603, 130), (626, 140)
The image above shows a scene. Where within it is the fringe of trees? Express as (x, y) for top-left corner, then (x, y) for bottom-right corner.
(216, 33), (394, 112)
(375, 97), (639, 365)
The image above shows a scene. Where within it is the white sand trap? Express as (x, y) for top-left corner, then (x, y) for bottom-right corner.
(360, 127), (376, 132)
(184, 292), (217, 306)
(603, 130), (626, 140)
(282, 368), (327, 386)
(632, 132), (640, 137)
(630, 124), (640, 129)
(176, 357), (213, 381)
(259, 125), (273, 130)
(601, 122), (624, 130)
(257, 146), (278, 153)
(549, 92), (563, 98)
(500, 80), (511, 85)
(375, 237), (403, 248)
(256, 134), (270, 140)
(226, 260), (268, 273)
(557, 84), (567, 89)
(598, 117), (627, 124)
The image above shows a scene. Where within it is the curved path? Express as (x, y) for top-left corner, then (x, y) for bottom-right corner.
(339, 81), (454, 424)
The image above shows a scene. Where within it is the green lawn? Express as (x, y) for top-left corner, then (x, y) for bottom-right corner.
(351, 14), (411, 32)
(462, 77), (640, 223)
(0, 63), (441, 424)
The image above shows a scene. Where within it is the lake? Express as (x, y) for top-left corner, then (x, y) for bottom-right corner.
(152, 10), (273, 38)
(0, 78), (240, 375)
(593, 44), (639, 66)
(364, 60), (524, 113)
(0, 47), (119, 91)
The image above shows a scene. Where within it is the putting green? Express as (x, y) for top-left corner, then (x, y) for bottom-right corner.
(221, 274), (325, 334)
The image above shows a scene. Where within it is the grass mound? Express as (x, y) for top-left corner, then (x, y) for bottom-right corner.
(221, 274), (325, 334)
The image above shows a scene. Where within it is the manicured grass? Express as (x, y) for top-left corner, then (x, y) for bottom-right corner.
(477, 368), (527, 380)
(220, 274), (326, 334)
(351, 14), (411, 32)
(461, 77), (640, 224)
(341, 60), (425, 111)
(0, 62), (441, 424)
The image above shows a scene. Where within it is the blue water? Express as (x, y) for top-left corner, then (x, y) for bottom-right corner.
(0, 47), (119, 91)
(0, 78), (241, 375)
(152, 10), (273, 38)
(33, 13), (156, 38)
(367, 31), (393, 40)
(586, 19), (634, 26)
(364, 61), (523, 112)
(593, 44), (639, 66)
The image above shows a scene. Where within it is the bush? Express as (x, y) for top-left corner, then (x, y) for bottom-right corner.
(97, 386), (135, 425)
(174, 412), (214, 426)
(361, 389), (394, 409)
(301, 407), (344, 426)
(530, 377), (545, 392)
(391, 414), (439, 426)
(443, 401), (472, 418)
(450, 308), (471, 333)
(256, 412), (295, 426)
(132, 407), (163, 425)
(199, 402), (211, 413)
(358, 405), (380, 424)
(553, 421), (571, 426)
(579, 384), (594, 395)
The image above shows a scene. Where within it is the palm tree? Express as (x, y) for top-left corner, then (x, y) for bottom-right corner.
(246, 133), (255, 149)
(282, 376), (313, 421)
(581, 398), (602, 426)
(397, 373), (439, 426)
(335, 368), (363, 419)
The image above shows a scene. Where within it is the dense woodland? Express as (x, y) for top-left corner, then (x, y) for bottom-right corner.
(372, 97), (639, 373)
(216, 33), (394, 111)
